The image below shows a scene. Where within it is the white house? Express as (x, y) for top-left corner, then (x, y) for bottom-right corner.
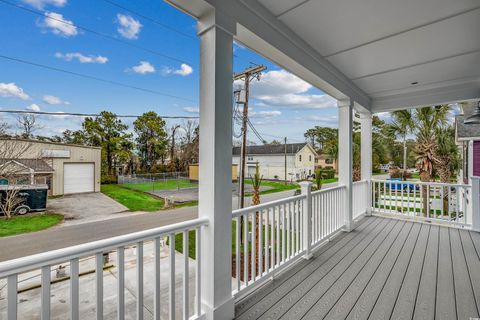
(232, 143), (317, 181)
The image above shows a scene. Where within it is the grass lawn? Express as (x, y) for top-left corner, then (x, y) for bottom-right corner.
(101, 184), (164, 211)
(122, 179), (197, 192)
(0, 213), (63, 237)
(244, 179), (298, 196)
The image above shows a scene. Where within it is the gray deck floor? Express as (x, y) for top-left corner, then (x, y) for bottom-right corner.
(235, 216), (480, 320)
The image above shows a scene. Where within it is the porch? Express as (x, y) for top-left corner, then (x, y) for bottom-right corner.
(235, 215), (480, 320)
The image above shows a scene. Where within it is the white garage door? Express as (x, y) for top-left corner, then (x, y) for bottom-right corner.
(64, 163), (94, 194)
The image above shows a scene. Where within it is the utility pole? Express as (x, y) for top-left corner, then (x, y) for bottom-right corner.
(284, 137), (287, 185)
(234, 65), (266, 209)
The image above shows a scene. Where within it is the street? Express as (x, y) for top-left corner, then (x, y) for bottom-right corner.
(0, 182), (338, 262)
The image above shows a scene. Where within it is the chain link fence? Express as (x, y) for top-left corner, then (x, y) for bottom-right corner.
(118, 172), (195, 192)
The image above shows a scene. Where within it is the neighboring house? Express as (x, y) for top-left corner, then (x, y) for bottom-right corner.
(315, 153), (337, 172)
(0, 138), (101, 195)
(232, 143), (317, 181)
(455, 102), (480, 184)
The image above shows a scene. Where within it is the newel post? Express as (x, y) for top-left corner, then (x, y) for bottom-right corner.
(471, 177), (480, 231)
(300, 181), (313, 260)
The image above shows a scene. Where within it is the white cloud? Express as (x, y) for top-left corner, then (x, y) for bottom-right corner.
(162, 64), (193, 76)
(129, 61), (155, 74)
(42, 95), (69, 105)
(257, 94), (336, 110)
(250, 110), (282, 118)
(41, 12), (78, 37)
(183, 107), (199, 114)
(116, 14), (142, 39)
(22, 0), (66, 9)
(0, 83), (30, 100)
(235, 69), (336, 110)
(26, 104), (41, 112)
(55, 52), (108, 64)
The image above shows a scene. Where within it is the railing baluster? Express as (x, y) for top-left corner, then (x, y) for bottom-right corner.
(183, 231), (189, 320)
(281, 203), (286, 263)
(117, 247), (125, 320)
(251, 211), (256, 280)
(271, 207), (275, 270)
(235, 216), (240, 291)
(41, 266), (51, 320)
(264, 208), (269, 273)
(259, 209), (263, 275)
(8, 274), (17, 320)
(136, 242), (144, 320)
(243, 213), (249, 284)
(286, 202), (291, 259)
(169, 234), (175, 320)
(70, 258), (79, 320)
(95, 252), (104, 320)
(427, 185), (431, 218)
(154, 238), (161, 320)
(276, 205), (280, 266)
(195, 227), (201, 318)
(448, 187), (452, 221)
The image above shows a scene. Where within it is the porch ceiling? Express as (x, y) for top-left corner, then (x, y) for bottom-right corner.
(257, 0), (480, 112)
(167, 0), (480, 112)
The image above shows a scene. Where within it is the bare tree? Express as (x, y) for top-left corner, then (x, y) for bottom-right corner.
(0, 121), (10, 136)
(0, 139), (35, 218)
(17, 114), (41, 138)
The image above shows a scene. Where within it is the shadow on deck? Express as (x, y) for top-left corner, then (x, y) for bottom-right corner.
(235, 216), (480, 320)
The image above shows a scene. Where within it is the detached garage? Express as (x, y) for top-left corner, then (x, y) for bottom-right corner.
(0, 138), (101, 196)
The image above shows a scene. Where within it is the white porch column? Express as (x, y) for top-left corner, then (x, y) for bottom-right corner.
(197, 9), (235, 320)
(338, 99), (353, 231)
(360, 112), (372, 215)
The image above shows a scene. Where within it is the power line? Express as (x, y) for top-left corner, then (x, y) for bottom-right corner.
(0, 109), (199, 119)
(102, 0), (197, 40)
(0, 54), (197, 103)
(0, 0), (193, 65)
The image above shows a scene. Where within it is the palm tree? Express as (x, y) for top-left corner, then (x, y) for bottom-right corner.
(389, 110), (415, 180)
(434, 125), (460, 214)
(413, 105), (449, 216)
(250, 163), (263, 273)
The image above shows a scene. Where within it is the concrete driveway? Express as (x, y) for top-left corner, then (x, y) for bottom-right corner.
(47, 193), (129, 225)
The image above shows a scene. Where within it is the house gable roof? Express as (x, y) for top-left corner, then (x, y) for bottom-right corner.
(232, 143), (314, 156)
(456, 105), (480, 140)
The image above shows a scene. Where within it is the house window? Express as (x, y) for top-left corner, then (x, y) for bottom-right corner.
(326, 158), (333, 164)
(247, 156), (253, 161)
(309, 155), (312, 161)
(299, 155), (302, 162)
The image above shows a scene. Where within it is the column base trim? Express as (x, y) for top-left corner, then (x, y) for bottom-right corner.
(202, 296), (235, 320)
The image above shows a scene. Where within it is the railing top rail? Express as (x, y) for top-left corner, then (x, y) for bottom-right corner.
(0, 217), (209, 278)
(353, 180), (369, 185)
(311, 184), (346, 196)
(232, 194), (306, 217)
(371, 179), (471, 188)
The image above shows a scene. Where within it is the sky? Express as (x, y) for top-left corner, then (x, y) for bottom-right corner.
(0, 0), (343, 143)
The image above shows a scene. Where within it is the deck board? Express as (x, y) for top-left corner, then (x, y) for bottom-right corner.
(412, 225), (439, 320)
(235, 216), (480, 320)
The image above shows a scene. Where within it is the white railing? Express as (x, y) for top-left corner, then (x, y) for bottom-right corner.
(0, 218), (208, 320)
(352, 180), (369, 219)
(232, 184), (349, 296)
(231, 194), (306, 296)
(372, 179), (471, 227)
(311, 185), (347, 246)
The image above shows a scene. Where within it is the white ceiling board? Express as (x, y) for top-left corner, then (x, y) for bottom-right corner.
(278, 0), (479, 56)
(327, 9), (480, 79)
(354, 51), (480, 94)
(257, 0), (306, 17)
